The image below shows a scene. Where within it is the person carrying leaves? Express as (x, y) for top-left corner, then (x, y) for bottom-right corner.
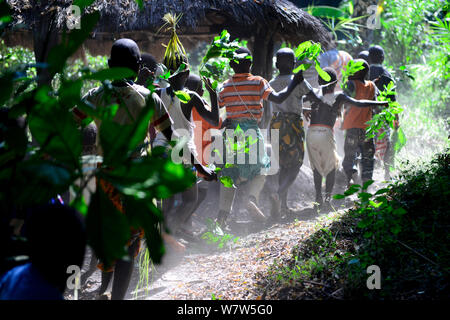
(151, 14), (219, 242)
(304, 67), (389, 209)
(341, 59), (381, 187)
(216, 47), (306, 228)
(264, 48), (315, 218)
(73, 38), (215, 299)
(368, 45), (398, 180)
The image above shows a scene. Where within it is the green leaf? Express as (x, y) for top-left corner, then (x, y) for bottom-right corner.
(393, 127), (407, 152)
(71, 196), (88, 216)
(369, 200), (382, 208)
(309, 6), (349, 19)
(315, 63), (331, 81)
(374, 188), (390, 196)
(357, 192), (372, 201)
(333, 194), (346, 199)
(362, 179), (374, 190)
(344, 184), (361, 196)
(134, 0), (144, 10)
(28, 94), (82, 167)
(123, 196), (165, 263)
(99, 98), (154, 166)
(11, 160), (74, 206)
(348, 1), (354, 15)
(294, 41), (312, 58)
(86, 186), (130, 269)
(219, 176), (234, 188)
(83, 67), (136, 81)
(73, 0), (96, 10)
(174, 90), (191, 103)
(390, 224), (401, 235)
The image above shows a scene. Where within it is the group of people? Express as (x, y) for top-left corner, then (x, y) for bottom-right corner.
(0, 36), (397, 300)
(74, 39), (397, 300)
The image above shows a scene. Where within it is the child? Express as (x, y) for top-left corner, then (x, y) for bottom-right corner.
(304, 68), (388, 208)
(368, 45), (398, 180)
(75, 39), (215, 299)
(265, 48), (315, 218)
(216, 47), (306, 227)
(163, 73), (220, 240)
(357, 50), (370, 64)
(153, 58), (219, 241)
(341, 59), (381, 187)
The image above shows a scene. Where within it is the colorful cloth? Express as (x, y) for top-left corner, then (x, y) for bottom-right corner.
(306, 126), (339, 177)
(218, 73), (273, 121)
(318, 49), (353, 85)
(95, 166), (144, 273)
(342, 128), (375, 181)
(220, 119), (270, 185)
(270, 112), (305, 169)
(192, 99), (221, 166)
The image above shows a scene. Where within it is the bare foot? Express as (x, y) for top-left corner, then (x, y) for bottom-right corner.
(247, 200), (267, 222)
(162, 232), (186, 253)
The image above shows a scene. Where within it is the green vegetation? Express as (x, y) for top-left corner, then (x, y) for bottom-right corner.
(261, 150), (449, 299)
(0, 1), (194, 269)
(201, 218), (239, 250)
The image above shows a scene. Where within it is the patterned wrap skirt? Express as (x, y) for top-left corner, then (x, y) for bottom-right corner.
(96, 163), (144, 272)
(220, 119), (270, 185)
(270, 112), (305, 169)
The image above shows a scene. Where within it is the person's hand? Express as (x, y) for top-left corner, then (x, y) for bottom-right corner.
(303, 109), (312, 122)
(202, 76), (215, 94)
(293, 70), (304, 84)
(137, 67), (154, 86)
(196, 164), (217, 181)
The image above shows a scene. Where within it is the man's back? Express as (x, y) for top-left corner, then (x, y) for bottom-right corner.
(82, 82), (171, 156)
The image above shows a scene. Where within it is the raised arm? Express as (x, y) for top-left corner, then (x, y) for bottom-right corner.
(267, 71), (303, 104)
(187, 91), (219, 127)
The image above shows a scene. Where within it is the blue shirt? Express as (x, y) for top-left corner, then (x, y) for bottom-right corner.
(0, 263), (63, 300)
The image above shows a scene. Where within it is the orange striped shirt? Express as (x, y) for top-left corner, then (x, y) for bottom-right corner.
(218, 73), (273, 120)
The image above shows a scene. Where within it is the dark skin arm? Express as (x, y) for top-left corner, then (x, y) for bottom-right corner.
(334, 93), (389, 109)
(183, 90), (219, 127)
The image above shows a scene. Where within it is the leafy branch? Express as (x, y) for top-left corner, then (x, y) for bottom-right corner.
(293, 41), (331, 82)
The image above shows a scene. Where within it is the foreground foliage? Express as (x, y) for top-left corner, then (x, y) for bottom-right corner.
(259, 150), (450, 299)
(0, 0), (194, 269)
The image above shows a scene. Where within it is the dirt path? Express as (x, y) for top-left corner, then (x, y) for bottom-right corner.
(73, 165), (386, 300)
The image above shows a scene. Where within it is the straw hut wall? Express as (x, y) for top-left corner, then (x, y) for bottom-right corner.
(4, 0), (332, 80)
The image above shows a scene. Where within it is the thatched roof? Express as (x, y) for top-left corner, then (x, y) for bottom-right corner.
(6, 0), (331, 48)
(5, 0), (332, 79)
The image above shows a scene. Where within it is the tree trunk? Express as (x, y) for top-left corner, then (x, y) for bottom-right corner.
(33, 4), (59, 87)
(251, 25), (275, 80)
